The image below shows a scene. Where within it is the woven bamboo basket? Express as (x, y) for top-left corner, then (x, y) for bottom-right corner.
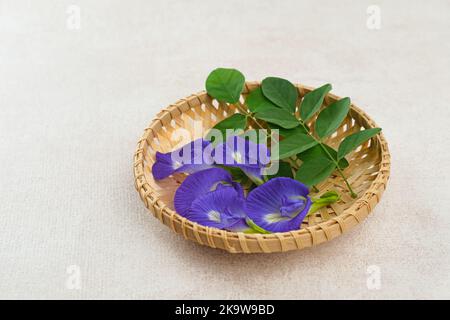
(133, 82), (390, 253)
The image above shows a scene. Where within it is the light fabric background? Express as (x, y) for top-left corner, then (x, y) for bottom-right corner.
(1, 0), (449, 299)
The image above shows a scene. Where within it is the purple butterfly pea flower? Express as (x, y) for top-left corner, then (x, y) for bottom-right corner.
(185, 186), (249, 232)
(213, 135), (270, 185)
(245, 177), (312, 233)
(152, 139), (214, 180)
(174, 167), (243, 217)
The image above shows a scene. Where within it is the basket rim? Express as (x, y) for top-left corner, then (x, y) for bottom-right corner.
(133, 82), (391, 252)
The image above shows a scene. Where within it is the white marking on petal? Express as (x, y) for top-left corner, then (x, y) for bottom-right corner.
(207, 210), (221, 222)
(172, 161), (183, 170)
(209, 181), (231, 191)
(265, 213), (291, 223)
(289, 195), (307, 202)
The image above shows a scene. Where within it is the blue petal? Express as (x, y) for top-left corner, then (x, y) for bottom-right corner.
(174, 168), (243, 216)
(212, 135), (270, 184)
(226, 218), (253, 233)
(245, 177), (312, 232)
(185, 187), (247, 230)
(151, 139), (214, 180)
(152, 152), (176, 180)
(213, 135), (270, 167)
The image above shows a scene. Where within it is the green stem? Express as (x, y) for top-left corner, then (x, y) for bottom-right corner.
(318, 143), (357, 198)
(298, 122), (357, 198)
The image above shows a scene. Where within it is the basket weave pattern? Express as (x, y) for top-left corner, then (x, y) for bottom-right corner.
(133, 82), (390, 253)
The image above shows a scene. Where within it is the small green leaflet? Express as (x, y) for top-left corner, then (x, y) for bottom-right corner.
(337, 128), (382, 160)
(300, 83), (332, 121)
(206, 113), (247, 140)
(238, 129), (265, 144)
(254, 107), (299, 129)
(265, 161), (293, 180)
(261, 77), (298, 113)
(269, 123), (309, 138)
(273, 133), (318, 160)
(295, 156), (336, 187)
(298, 144), (349, 169)
(205, 68), (245, 103)
(245, 87), (278, 112)
(315, 97), (351, 139)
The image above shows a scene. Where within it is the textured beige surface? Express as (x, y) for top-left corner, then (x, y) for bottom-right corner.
(0, 0), (449, 299)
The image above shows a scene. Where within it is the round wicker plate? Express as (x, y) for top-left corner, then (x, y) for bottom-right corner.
(133, 82), (390, 253)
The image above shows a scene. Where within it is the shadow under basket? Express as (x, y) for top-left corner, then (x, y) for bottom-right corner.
(133, 82), (391, 253)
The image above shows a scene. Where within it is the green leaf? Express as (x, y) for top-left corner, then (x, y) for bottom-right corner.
(295, 156), (336, 187)
(273, 133), (318, 160)
(206, 113), (247, 140)
(298, 144), (349, 169)
(238, 129), (264, 144)
(220, 166), (247, 182)
(205, 68), (245, 103)
(269, 123), (309, 138)
(337, 128), (382, 160)
(254, 107), (299, 129)
(265, 161), (293, 180)
(261, 77), (298, 113)
(300, 83), (332, 121)
(245, 87), (278, 112)
(315, 97), (351, 139)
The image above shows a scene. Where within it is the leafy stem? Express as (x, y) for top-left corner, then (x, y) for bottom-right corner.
(298, 121), (357, 198)
(234, 101), (266, 130)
